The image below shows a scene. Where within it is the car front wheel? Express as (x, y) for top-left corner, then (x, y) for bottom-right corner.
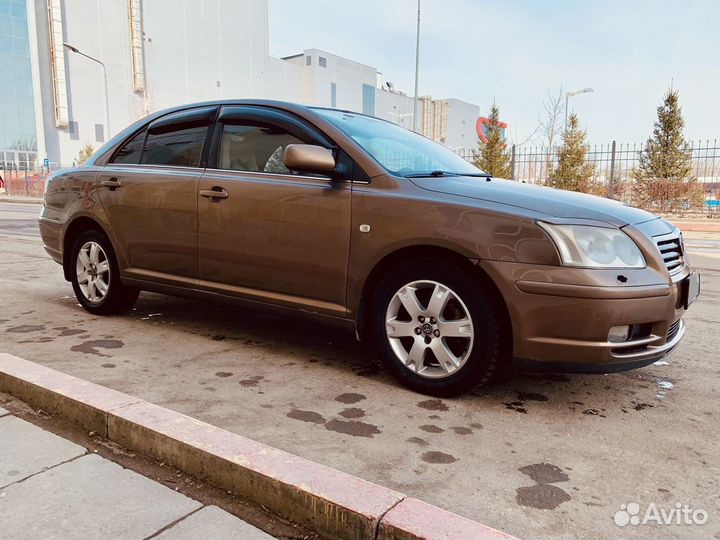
(370, 258), (502, 396)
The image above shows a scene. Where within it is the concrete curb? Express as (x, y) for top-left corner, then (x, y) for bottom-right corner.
(675, 221), (720, 233)
(0, 353), (516, 540)
(0, 195), (44, 204)
(0, 354), (141, 435)
(377, 498), (514, 540)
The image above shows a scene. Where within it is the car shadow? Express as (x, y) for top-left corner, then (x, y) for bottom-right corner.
(116, 291), (671, 413)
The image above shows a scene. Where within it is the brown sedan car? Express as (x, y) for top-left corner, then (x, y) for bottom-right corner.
(39, 100), (700, 396)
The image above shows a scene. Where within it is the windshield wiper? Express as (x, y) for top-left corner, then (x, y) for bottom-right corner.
(403, 170), (491, 178)
(403, 170), (458, 178)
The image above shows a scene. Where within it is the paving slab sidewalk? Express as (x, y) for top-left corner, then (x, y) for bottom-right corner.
(0, 412), (273, 540)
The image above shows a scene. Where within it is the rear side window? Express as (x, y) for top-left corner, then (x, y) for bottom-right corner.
(142, 125), (208, 167)
(112, 130), (145, 164)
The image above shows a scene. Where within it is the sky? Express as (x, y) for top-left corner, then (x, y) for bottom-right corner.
(268, 0), (719, 146)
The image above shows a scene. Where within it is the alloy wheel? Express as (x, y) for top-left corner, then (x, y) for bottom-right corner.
(385, 280), (474, 379)
(76, 241), (110, 304)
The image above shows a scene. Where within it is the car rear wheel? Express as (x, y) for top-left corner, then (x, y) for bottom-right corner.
(370, 258), (502, 396)
(70, 229), (139, 315)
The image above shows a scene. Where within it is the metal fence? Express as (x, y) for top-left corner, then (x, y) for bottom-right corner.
(457, 139), (720, 208)
(3, 140), (719, 206)
(0, 166), (48, 197)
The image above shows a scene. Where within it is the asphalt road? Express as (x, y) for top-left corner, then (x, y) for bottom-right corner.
(1, 202), (719, 539)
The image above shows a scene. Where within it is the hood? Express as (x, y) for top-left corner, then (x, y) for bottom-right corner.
(410, 176), (656, 227)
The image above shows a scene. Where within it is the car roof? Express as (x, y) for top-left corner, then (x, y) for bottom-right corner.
(87, 99), (389, 178)
(90, 100), (323, 166)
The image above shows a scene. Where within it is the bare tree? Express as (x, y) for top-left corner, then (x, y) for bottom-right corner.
(538, 86), (565, 179)
(509, 124), (539, 147)
(539, 85), (565, 150)
(9, 137), (38, 152)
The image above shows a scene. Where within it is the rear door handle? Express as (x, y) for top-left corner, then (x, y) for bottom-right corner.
(200, 187), (229, 200)
(100, 177), (122, 189)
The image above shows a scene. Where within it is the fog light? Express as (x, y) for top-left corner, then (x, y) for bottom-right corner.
(608, 325), (630, 343)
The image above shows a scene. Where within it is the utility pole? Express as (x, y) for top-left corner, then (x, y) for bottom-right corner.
(412, 0), (421, 133)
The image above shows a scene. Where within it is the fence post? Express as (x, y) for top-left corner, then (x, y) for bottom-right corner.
(510, 144), (516, 180)
(608, 140), (616, 199)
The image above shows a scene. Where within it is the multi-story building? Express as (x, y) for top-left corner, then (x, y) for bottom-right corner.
(6, 0), (497, 169)
(0, 0), (37, 170)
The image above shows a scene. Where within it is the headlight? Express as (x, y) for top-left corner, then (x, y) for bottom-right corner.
(538, 222), (645, 269)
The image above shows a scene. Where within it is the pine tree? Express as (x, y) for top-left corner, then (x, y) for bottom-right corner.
(548, 113), (598, 193)
(75, 144), (95, 166)
(473, 104), (511, 178)
(632, 89), (703, 212)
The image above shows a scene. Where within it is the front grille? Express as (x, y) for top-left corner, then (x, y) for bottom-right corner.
(654, 231), (684, 273)
(667, 319), (681, 341)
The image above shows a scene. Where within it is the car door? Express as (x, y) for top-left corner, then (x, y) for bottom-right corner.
(97, 106), (217, 285)
(197, 106), (351, 317)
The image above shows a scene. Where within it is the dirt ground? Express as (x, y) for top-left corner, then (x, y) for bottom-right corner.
(1, 202), (719, 539)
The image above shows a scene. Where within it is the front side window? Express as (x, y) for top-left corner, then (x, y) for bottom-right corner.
(314, 108), (485, 177)
(112, 129), (145, 164)
(142, 125), (208, 167)
(217, 123), (304, 174)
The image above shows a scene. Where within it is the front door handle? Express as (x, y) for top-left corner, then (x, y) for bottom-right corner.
(100, 177), (122, 190)
(200, 187), (229, 200)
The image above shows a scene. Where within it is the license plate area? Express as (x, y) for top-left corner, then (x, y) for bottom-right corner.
(682, 271), (700, 309)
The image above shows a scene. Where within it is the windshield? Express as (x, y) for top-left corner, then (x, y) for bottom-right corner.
(314, 109), (487, 177)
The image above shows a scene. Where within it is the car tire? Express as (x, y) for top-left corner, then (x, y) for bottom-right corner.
(69, 229), (139, 315)
(369, 258), (502, 397)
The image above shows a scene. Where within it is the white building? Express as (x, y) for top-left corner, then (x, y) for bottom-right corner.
(6, 0), (492, 169)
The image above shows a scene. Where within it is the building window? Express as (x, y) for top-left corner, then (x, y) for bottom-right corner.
(95, 124), (105, 143)
(68, 121), (79, 141)
(305, 55), (312, 66)
(362, 84), (375, 116)
(330, 82), (337, 108)
(319, 56), (327, 68)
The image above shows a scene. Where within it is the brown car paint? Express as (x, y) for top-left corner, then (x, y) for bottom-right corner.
(39, 99), (694, 373)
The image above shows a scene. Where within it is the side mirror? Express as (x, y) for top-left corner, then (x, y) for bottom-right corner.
(283, 144), (336, 174)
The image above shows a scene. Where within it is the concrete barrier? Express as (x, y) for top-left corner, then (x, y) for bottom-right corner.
(0, 353), (516, 540)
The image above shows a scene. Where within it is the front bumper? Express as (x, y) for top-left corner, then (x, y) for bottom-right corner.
(514, 319), (686, 373)
(478, 259), (690, 372)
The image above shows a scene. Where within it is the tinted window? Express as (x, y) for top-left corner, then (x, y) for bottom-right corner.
(112, 129), (145, 164)
(218, 123), (304, 174)
(142, 125), (208, 167)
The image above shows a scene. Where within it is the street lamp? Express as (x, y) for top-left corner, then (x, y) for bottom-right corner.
(412, 0), (421, 133)
(63, 43), (111, 140)
(564, 87), (593, 130)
